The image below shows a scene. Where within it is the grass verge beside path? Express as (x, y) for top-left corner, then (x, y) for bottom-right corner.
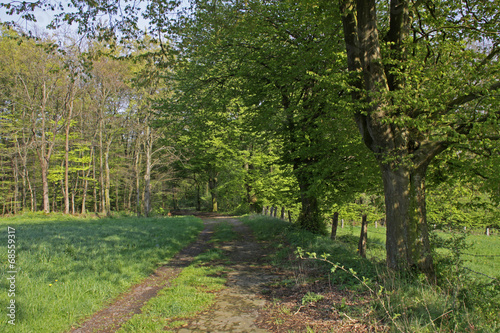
(117, 254), (227, 333)
(0, 213), (204, 333)
(242, 214), (500, 333)
(117, 218), (238, 332)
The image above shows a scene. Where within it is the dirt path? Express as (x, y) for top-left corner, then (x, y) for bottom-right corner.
(69, 216), (274, 333)
(176, 217), (276, 333)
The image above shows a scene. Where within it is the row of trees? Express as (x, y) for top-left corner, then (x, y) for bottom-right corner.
(1, 0), (499, 280)
(0, 28), (176, 217)
(162, 0), (500, 280)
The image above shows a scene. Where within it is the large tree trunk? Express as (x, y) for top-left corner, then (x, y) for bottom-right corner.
(409, 163), (435, 281)
(340, 0), (441, 280)
(295, 166), (324, 234)
(380, 163), (411, 270)
(297, 194), (321, 233)
(381, 161), (436, 281)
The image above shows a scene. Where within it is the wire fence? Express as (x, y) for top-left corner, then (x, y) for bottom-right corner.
(463, 267), (499, 281)
(462, 253), (500, 258)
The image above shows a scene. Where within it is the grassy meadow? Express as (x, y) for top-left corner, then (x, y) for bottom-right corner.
(0, 213), (204, 333)
(332, 222), (500, 281)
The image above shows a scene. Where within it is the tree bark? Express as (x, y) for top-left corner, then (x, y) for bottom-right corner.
(208, 169), (218, 212)
(331, 212), (339, 240)
(296, 169), (324, 234)
(134, 141), (142, 217)
(12, 157), (19, 214)
(340, 0), (441, 280)
(64, 92), (74, 214)
(92, 147), (98, 213)
(196, 181), (201, 211)
(104, 142), (111, 217)
(144, 125), (152, 217)
(81, 147), (93, 215)
(99, 117), (105, 215)
(358, 214), (368, 258)
(33, 82), (57, 214)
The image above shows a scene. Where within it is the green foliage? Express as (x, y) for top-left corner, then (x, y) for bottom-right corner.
(428, 150), (500, 230)
(301, 292), (324, 305)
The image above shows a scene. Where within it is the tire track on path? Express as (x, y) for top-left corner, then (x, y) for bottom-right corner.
(70, 219), (217, 333)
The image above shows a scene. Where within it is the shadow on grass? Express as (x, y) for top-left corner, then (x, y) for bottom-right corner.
(0, 215), (204, 333)
(241, 215), (379, 287)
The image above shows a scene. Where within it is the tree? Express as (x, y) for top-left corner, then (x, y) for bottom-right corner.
(1, 32), (68, 213)
(339, 0), (500, 279)
(167, 0), (377, 230)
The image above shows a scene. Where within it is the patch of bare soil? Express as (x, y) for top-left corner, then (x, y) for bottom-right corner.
(255, 280), (389, 332)
(69, 221), (217, 333)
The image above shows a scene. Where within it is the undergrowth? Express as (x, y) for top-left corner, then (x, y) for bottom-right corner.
(242, 214), (500, 332)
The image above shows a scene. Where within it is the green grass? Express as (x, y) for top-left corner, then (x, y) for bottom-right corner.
(331, 222), (500, 281)
(117, 262), (226, 333)
(242, 214), (500, 332)
(209, 220), (239, 243)
(432, 231), (500, 281)
(117, 221), (232, 333)
(242, 215), (378, 287)
(0, 213), (204, 333)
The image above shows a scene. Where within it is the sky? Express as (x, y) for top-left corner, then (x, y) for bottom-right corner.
(0, 0), (191, 36)
(0, 5), (56, 33)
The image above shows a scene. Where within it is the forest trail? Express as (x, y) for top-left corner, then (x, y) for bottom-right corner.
(176, 216), (276, 333)
(69, 215), (275, 333)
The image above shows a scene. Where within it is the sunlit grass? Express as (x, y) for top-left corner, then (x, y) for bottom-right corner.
(117, 222), (231, 333)
(117, 264), (226, 333)
(0, 214), (203, 333)
(208, 220), (239, 243)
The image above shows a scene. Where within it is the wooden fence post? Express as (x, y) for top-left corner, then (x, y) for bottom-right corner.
(288, 210), (292, 223)
(358, 214), (368, 258)
(280, 207), (285, 220)
(273, 206), (277, 218)
(330, 212), (339, 240)
(341, 219), (344, 228)
(262, 206), (265, 215)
